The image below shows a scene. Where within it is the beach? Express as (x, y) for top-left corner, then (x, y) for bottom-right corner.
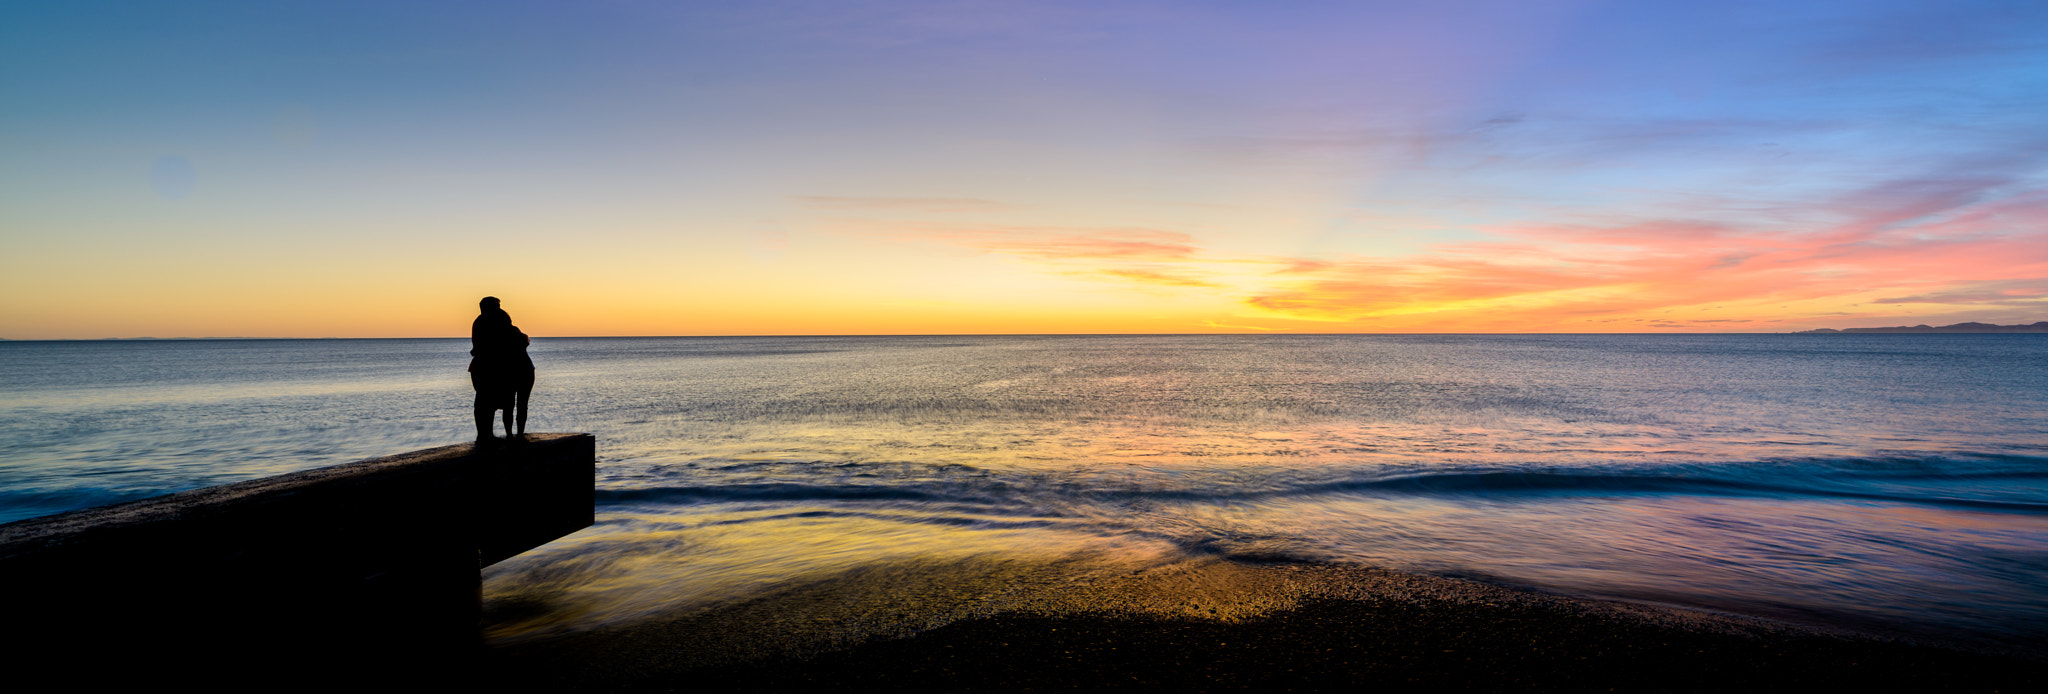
(481, 557), (2042, 691)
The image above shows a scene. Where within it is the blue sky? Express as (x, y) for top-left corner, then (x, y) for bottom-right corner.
(4, 1), (2045, 337)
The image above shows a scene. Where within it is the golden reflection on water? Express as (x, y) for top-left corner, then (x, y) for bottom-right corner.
(653, 416), (1886, 481)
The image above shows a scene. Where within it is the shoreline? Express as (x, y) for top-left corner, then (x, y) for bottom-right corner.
(479, 557), (2043, 691)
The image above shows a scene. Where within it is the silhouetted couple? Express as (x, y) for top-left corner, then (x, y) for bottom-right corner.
(470, 296), (535, 445)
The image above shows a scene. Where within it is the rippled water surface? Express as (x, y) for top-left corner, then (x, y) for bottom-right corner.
(3, 335), (2044, 649)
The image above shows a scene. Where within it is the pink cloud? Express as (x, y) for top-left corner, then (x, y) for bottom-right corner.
(1242, 175), (2048, 328)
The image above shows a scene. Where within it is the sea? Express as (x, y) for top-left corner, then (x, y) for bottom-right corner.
(2, 335), (2044, 652)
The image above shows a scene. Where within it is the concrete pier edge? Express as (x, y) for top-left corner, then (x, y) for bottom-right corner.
(0, 433), (595, 680)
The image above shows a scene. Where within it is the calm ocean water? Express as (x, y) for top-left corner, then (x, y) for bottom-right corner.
(3, 335), (2045, 649)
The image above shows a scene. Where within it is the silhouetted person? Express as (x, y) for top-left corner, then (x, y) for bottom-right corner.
(469, 296), (535, 444)
(508, 322), (535, 436)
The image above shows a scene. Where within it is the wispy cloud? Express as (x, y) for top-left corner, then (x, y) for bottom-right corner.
(796, 196), (1019, 213)
(1201, 319), (1287, 331)
(855, 147), (2048, 331)
(1874, 279), (2048, 306)
(1240, 165), (2048, 328)
(1094, 267), (1220, 288)
(884, 224), (1202, 261)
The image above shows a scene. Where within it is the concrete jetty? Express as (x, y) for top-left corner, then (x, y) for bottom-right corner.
(0, 433), (594, 679)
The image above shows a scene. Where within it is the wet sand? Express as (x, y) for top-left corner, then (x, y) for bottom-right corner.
(479, 558), (2043, 691)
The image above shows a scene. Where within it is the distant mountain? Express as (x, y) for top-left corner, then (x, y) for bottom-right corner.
(1797, 321), (2048, 334)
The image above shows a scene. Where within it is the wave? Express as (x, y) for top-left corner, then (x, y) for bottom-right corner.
(597, 454), (2048, 516)
(599, 484), (953, 504)
(1302, 469), (2048, 513)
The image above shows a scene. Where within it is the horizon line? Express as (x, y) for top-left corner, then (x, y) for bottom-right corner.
(3, 330), (2011, 342)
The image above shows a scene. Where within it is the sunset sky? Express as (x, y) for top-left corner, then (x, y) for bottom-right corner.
(4, 0), (2046, 338)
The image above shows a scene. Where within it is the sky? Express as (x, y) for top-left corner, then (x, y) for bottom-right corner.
(3, 0), (2046, 338)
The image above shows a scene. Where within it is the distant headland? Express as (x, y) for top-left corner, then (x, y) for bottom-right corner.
(1797, 321), (2048, 334)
